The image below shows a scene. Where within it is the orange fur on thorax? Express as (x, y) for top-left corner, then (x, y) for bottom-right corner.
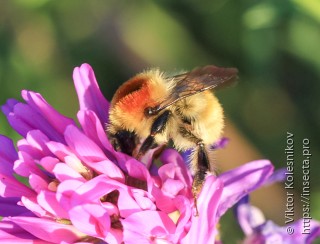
(118, 85), (151, 114)
(109, 70), (170, 134)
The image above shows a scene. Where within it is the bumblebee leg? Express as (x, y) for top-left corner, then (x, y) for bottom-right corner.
(136, 110), (171, 159)
(178, 126), (211, 215)
(193, 142), (211, 216)
(178, 127), (202, 144)
(193, 142), (210, 193)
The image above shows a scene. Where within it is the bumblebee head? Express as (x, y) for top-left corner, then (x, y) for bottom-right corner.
(108, 69), (169, 134)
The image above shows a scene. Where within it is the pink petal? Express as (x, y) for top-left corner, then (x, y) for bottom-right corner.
(152, 187), (176, 213)
(0, 219), (46, 243)
(20, 196), (51, 218)
(1, 99), (33, 137)
(123, 158), (153, 192)
(161, 179), (184, 197)
(139, 147), (162, 170)
(131, 189), (156, 211)
(0, 174), (35, 198)
(172, 196), (192, 242)
(64, 155), (93, 178)
(181, 176), (223, 244)
(159, 149), (192, 197)
(64, 124), (107, 162)
(7, 102), (65, 142)
(10, 216), (85, 243)
(77, 110), (114, 153)
(69, 203), (110, 238)
(85, 159), (125, 182)
(17, 130), (51, 159)
(38, 156), (60, 172)
(56, 179), (84, 212)
(73, 63), (110, 124)
(47, 142), (93, 179)
(105, 229), (123, 244)
(122, 210), (176, 244)
(288, 219), (320, 243)
(0, 197), (30, 217)
(52, 163), (86, 182)
(160, 149), (192, 185)
(217, 160), (273, 218)
(29, 174), (49, 193)
(64, 125), (124, 180)
(14, 151), (47, 178)
(264, 168), (287, 186)
(68, 175), (141, 218)
(46, 141), (77, 161)
(1, 98), (19, 116)
(21, 90), (76, 137)
(151, 151), (193, 213)
(37, 190), (69, 219)
(0, 135), (18, 164)
(0, 135), (17, 177)
(237, 203), (266, 236)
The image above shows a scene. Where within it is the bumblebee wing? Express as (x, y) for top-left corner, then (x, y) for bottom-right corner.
(155, 65), (238, 112)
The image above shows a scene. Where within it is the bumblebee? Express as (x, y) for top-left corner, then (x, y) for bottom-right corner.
(107, 65), (237, 201)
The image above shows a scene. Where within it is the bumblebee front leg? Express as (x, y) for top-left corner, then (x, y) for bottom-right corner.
(136, 110), (171, 159)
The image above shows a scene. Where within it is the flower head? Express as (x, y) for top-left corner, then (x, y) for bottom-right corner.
(0, 63), (314, 243)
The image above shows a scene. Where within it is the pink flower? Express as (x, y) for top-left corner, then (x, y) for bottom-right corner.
(235, 169), (320, 244)
(0, 63), (292, 243)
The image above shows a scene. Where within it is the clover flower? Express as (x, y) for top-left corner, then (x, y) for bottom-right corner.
(0, 63), (303, 243)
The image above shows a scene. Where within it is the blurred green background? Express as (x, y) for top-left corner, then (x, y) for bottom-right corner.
(0, 0), (319, 242)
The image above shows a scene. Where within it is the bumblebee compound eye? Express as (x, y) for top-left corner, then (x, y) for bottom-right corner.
(144, 105), (160, 116)
(144, 107), (153, 116)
